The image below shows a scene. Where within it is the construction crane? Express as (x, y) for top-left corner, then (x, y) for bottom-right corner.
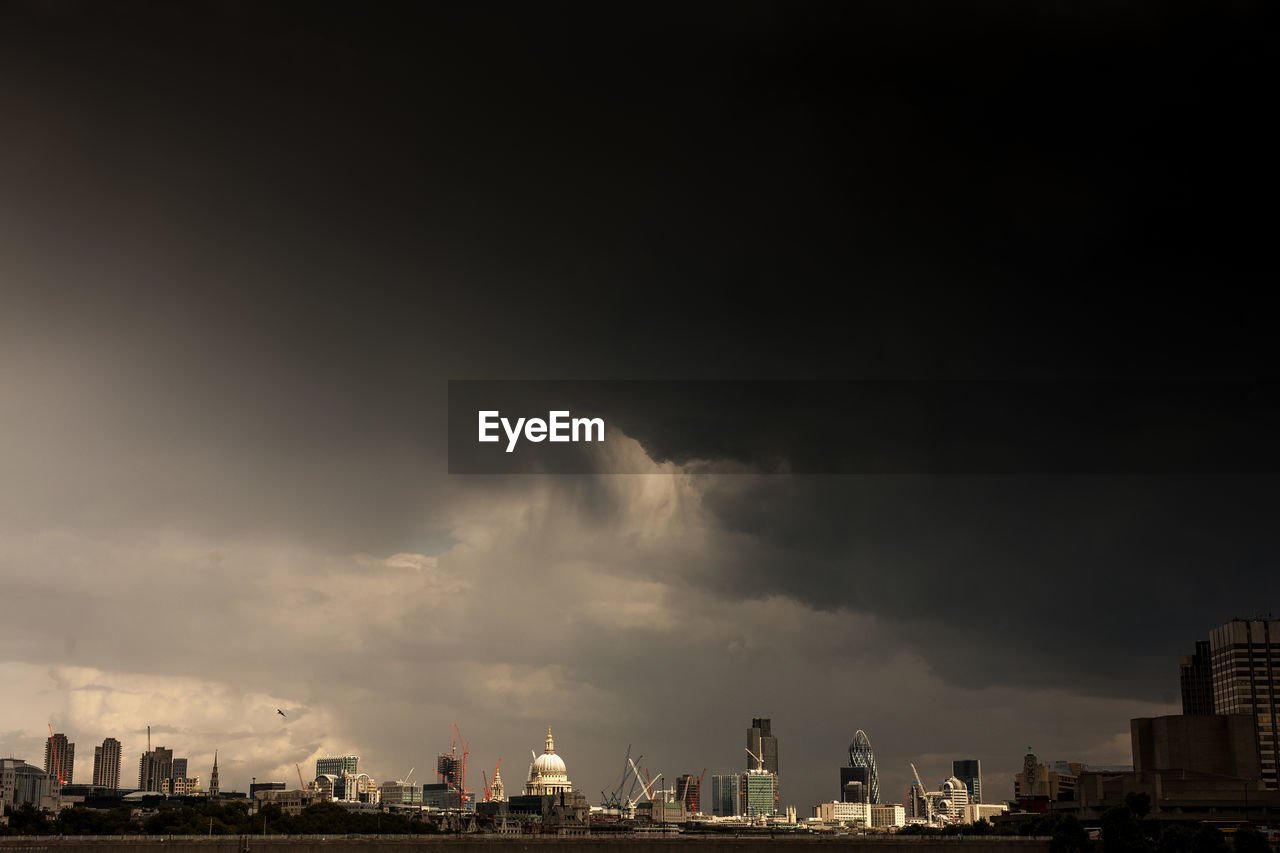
(626, 758), (661, 804)
(404, 767), (415, 784)
(746, 746), (765, 772)
(451, 723), (471, 807)
(296, 763), (306, 790)
(482, 770), (490, 802)
(683, 767), (707, 812)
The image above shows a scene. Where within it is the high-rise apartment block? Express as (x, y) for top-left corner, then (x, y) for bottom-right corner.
(1182, 618), (1280, 790)
(953, 759), (982, 804)
(92, 738), (122, 788)
(747, 718), (778, 775)
(44, 733), (74, 785)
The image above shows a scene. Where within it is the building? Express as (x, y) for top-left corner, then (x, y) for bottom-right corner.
(1, 758), (60, 811)
(250, 781), (286, 800)
(966, 803), (1009, 822)
(1132, 714), (1260, 778)
(1183, 618), (1280, 790)
(209, 751), (219, 797)
(139, 746), (173, 793)
(92, 738), (121, 788)
(44, 732), (74, 785)
(1014, 751), (1082, 802)
(747, 718), (778, 775)
(172, 758), (187, 780)
(953, 759), (981, 805)
(490, 765), (505, 801)
(709, 773), (742, 817)
(674, 773), (702, 813)
(257, 787), (320, 815)
(437, 751), (461, 791)
(315, 754), (359, 777)
(1180, 639), (1214, 715)
(847, 730), (881, 803)
(935, 776), (971, 822)
(1066, 713), (1280, 823)
(524, 726), (572, 797)
(871, 803), (907, 828)
(422, 781), (463, 809)
(813, 800), (868, 824)
(741, 757), (778, 818)
(380, 780), (423, 805)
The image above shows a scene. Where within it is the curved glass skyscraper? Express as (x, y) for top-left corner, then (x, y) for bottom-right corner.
(846, 729), (881, 804)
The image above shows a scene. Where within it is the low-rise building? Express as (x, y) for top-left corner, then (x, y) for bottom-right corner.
(813, 800), (868, 824)
(1, 758), (60, 812)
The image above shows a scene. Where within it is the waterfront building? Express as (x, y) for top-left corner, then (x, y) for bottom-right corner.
(870, 803), (907, 828)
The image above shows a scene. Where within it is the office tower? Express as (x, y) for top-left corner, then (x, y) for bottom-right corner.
(315, 755), (359, 777)
(740, 768), (778, 817)
(847, 729), (881, 804)
(172, 758), (188, 780)
(139, 746), (174, 793)
(1194, 618), (1280, 789)
(840, 771), (867, 803)
(44, 733), (74, 785)
(209, 751), (219, 797)
(92, 738), (122, 788)
(1180, 639), (1214, 715)
(953, 759), (982, 804)
(709, 773), (742, 816)
(746, 718), (778, 775)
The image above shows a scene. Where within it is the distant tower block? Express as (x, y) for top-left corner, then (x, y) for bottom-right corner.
(93, 738), (122, 788)
(746, 719), (778, 775)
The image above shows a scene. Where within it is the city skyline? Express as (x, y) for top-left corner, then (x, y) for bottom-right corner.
(1, 0), (1273, 821)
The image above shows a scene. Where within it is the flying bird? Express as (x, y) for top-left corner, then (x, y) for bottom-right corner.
(277, 709), (286, 717)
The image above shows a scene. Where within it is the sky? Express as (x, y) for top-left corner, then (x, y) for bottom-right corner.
(0, 0), (1275, 813)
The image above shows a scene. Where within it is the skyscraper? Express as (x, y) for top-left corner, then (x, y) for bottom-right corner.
(1180, 639), (1214, 715)
(953, 759), (982, 804)
(1185, 618), (1280, 790)
(44, 733), (73, 785)
(139, 746), (174, 793)
(847, 729), (881, 804)
(92, 738), (121, 788)
(746, 718), (778, 775)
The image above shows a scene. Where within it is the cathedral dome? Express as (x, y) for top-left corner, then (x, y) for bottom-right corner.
(525, 726), (572, 796)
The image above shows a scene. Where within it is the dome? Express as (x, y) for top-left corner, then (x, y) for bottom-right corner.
(534, 752), (566, 774)
(524, 725), (573, 796)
